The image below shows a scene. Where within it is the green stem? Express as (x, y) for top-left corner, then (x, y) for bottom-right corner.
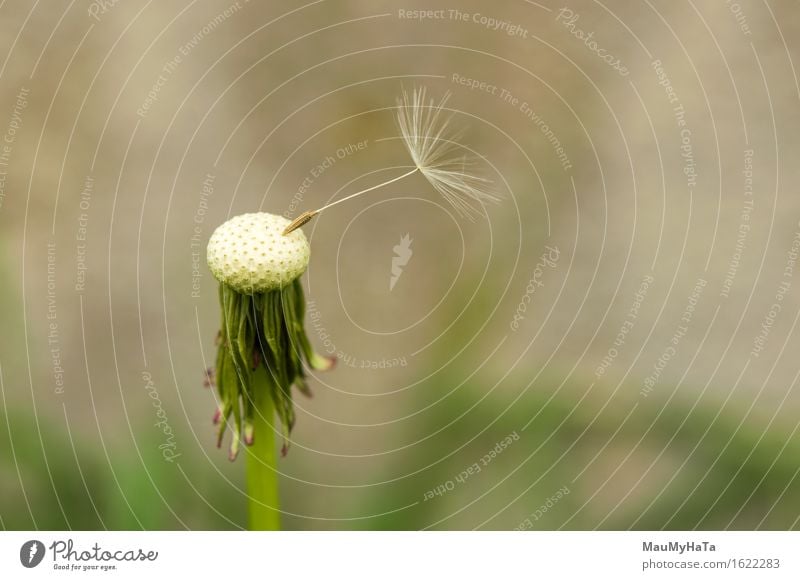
(247, 367), (281, 530)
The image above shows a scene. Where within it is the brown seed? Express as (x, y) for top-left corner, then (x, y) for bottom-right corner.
(282, 210), (317, 235)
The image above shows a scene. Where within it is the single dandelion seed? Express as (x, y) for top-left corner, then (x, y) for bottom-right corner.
(282, 85), (498, 235)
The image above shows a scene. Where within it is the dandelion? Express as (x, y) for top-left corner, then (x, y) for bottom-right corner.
(206, 87), (496, 530)
(206, 213), (335, 529)
(282, 86), (498, 235)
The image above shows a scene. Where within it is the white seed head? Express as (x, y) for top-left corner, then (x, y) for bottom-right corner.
(207, 212), (310, 293)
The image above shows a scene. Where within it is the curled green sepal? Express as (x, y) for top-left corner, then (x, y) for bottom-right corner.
(210, 278), (334, 459)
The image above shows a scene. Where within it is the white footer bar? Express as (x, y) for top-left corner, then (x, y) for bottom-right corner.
(1, 531), (797, 579)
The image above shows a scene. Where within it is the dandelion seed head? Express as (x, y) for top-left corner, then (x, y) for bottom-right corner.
(207, 212), (310, 292)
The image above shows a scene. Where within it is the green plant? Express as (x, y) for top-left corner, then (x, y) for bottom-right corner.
(206, 213), (334, 530)
(206, 86), (497, 530)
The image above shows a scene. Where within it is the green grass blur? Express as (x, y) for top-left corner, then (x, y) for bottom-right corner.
(3, 376), (798, 530)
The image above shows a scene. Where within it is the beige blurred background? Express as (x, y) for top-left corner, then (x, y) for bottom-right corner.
(1, 0), (800, 530)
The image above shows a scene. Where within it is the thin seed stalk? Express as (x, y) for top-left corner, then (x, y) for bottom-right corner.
(247, 366), (281, 531)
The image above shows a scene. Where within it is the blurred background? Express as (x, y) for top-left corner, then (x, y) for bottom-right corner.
(1, 0), (800, 530)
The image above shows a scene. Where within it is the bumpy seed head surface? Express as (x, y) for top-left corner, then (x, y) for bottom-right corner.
(207, 212), (310, 293)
